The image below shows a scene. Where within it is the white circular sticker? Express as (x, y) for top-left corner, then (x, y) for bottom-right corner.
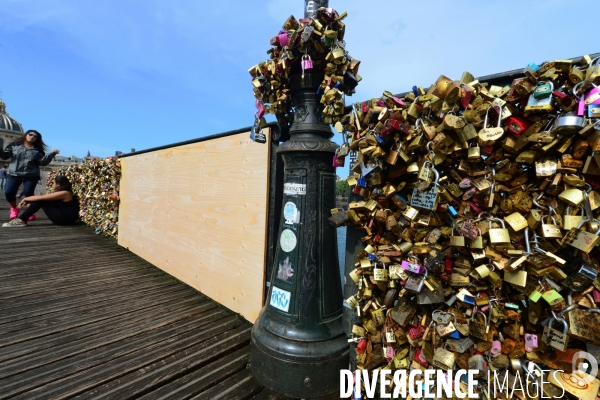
(280, 229), (297, 252)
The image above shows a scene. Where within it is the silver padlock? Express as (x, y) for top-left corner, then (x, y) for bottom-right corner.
(541, 311), (569, 351)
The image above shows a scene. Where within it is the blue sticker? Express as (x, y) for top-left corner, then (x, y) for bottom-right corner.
(270, 286), (291, 312)
(283, 202), (299, 225)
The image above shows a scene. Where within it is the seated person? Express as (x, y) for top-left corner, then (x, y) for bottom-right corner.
(3, 175), (79, 227)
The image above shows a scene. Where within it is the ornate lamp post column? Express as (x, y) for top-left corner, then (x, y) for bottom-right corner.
(250, 3), (348, 398)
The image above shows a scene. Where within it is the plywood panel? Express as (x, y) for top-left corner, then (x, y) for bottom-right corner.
(118, 130), (270, 322)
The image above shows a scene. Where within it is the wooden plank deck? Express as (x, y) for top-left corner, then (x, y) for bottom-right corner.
(0, 196), (294, 400)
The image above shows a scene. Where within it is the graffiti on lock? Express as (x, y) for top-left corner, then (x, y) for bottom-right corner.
(270, 286), (291, 312)
(571, 351), (599, 385)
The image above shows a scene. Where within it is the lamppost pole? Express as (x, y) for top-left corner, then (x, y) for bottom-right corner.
(250, 1), (349, 398)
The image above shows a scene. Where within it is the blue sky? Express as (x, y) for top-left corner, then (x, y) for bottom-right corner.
(0, 0), (596, 165)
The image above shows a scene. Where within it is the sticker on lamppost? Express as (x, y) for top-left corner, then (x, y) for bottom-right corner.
(283, 202), (300, 225)
(284, 183), (306, 195)
(280, 229), (297, 252)
(270, 286), (291, 312)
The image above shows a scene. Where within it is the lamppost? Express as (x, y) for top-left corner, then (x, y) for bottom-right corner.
(250, 1), (349, 398)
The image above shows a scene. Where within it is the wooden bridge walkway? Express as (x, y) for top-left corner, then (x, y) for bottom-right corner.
(0, 198), (290, 400)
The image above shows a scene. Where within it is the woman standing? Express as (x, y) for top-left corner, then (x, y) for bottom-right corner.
(0, 130), (59, 219)
(3, 175), (79, 227)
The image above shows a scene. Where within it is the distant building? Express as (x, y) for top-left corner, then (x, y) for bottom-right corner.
(0, 98), (24, 151)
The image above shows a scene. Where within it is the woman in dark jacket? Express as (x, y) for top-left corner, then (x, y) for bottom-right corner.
(0, 130), (59, 219)
(3, 175), (79, 227)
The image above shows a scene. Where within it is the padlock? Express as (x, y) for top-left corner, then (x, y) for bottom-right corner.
(450, 223), (466, 247)
(561, 218), (600, 253)
(478, 105), (504, 145)
(432, 347), (455, 370)
(563, 206), (586, 230)
(524, 333), (538, 352)
(467, 142), (481, 160)
(541, 215), (563, 239)
(469, 309), (489, 340)
(541, 312), (569, 351)
(405, 269), (427, 293)
(562, 259), (598, 291)
(488, 217), (510, 244)
(373, 261), (388, 283)
(533, 81), (554, 100)
(411, 164), (440, 212)
(468, 354), (485, 375)
(506, 116), (531, 135)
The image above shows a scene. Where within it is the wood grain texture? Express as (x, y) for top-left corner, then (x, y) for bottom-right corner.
(118, 130), (271, 322)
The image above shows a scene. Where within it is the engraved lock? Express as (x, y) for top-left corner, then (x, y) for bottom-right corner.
(504, 211), (528, 232)
(563, 206), (586, 231)
(411, 163), (440, 212)
(432, 347), (455, 370)
(542, 313), (569, 351)
(488, 217), (510, 244)
(385, 326), (396, 343)
(404, 269), (427, 293)
(371, 307), (386, 327)
(562, 218), (600, 253)
(391, 298), (416, 327)
(541, 215), (563, 239)
(373, 261), (388, 283)
(467, 228), (484, 249)
(450, 222), (466, 247)
(469, 309), (489, 340)
(467, 142), (481, 160)
(478, 105), (504, 145)
(533, 80), (554, 100)
(418, 160), (434, 183)
(436, 315), (458, 337)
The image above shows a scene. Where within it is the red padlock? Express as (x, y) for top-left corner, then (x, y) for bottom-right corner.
(356, 338), (367, 354)
(414, 348), (429, 367)
(506, 116), (531, 136)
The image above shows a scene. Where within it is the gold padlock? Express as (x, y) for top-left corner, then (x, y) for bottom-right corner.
(541, 215), (563, 239)
(563, 206), (585, 230)
(558, 187), (584, 206)
(467, 142), (480, 160)
(488, 217), (510, 244)
(504, 212), (528, 232)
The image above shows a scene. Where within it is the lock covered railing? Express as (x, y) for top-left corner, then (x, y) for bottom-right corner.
(332, 53), (600, 398)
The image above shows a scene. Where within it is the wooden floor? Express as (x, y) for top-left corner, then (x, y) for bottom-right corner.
(0, 197), (292, 400)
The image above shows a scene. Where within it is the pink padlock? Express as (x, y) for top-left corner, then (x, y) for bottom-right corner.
(490, 340), (502, 355)
(385, 346), (395, 360)
(332, 155), (345, 167)
(278, 30), (289, 47)
(301, 54), (313, 71)
(392, 96), (405, 107)
(401, 260), (425, 275)
(574, 82), (588, 116)
(525, 333), (538, 352)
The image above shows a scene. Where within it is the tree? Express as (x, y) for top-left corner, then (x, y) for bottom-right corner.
(335, 180), (349, 197)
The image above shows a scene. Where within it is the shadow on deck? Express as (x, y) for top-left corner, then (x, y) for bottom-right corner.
(0, 196), (293, 400)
